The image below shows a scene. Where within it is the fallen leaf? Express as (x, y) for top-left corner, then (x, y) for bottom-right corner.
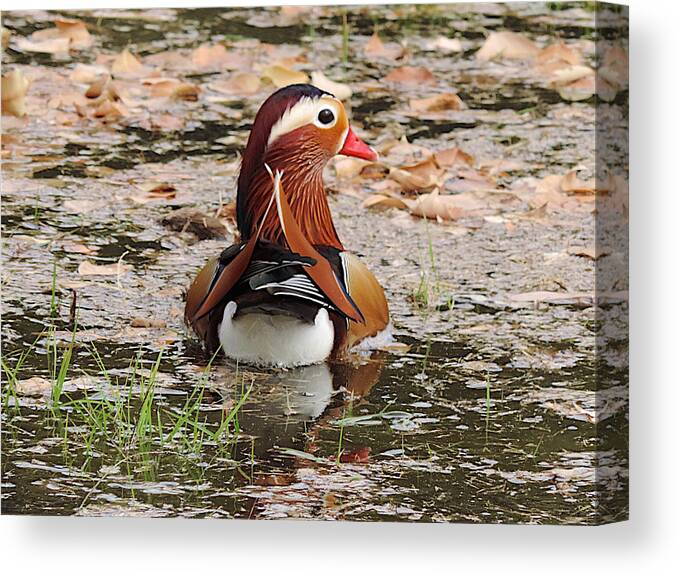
(58, 279), (90, 290)
(339, 447), (371, 463)
(523, 174), (570, 211)
(379, 137), (433, 165)
(537, 42), (581, 64)
(130, 317), (167, 328)
(84, 74), (118, 100)
(215, 201), (237, 225)
(92, 99), (128, 120)
(2, 27), (11, 49)
(142, 77), (189, 98)
(476, 31), (540, 61)
(405, 189), (486, 221)
(364, 31), (405, 60)
(434, 146), (474, 168)
(137, 181), (176, 194)
(445, 168), (497, 194)
(172, 82), (200, 101)
(15, 376), (52, 396)
(600, 44), (628, 87)
(549, 65), (594, 87)
(383, 66), (437, 87)
(334, 157), (372, 179)
(61, 241), (99, 255)
(278, 5), (313, 25)
(261, 64), (309, 88)
(209, 73), (261, 96)
(517, 203), (548, 221)
(567, 246), (610, 260)
(192, 43), (245, 70)
(133, 181), (177, 201)
(15, 34), (70, 55)
(508, 290), (593, 303)
(551, 67), (595, 101)
(596, 76), (620, 103)
(389, 157), (445, 193)
(1, 69), (29, 117)
(478, 158), (525, 176)
(71, 63), (109, 84)
(143, 49), (192, 70)
(360, 163), (390, 181)
(561, 170), (615, 194)
(409, 92), (464, 113)
(534, 41), (582, 76)
(78, 261), (132, 276)
(362, 193), (408, 210)
(111, 48), (145, 77)
(311, 70), (352, 100)
(54, 18), (93, 50)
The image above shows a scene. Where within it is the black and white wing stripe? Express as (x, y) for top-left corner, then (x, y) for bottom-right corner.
(216, 241), (354, 316)
(253, 273), (333, 308)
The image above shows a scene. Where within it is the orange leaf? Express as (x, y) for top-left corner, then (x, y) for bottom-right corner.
(1, 69), (29, 117)
(405, 190), (490, 221)
(111, 48), (145, 76)
(364, 31), (405, 60)
(339, 447), (371, 463)
(409, 92), (464, 113)
(388, 157), (445, 193)
(561, 171), (615, 194)
(192, 44), (246, 70)
(362, 193), (408, 210)
(54, 18), (92, 49)
(209, 73), (261, 96)
(261, 65), (309, 88)
(383, 66), (437, 87)
(78, 261), (131, 276)
(434, 146), (474, 168)
(476, 31), (540, 61)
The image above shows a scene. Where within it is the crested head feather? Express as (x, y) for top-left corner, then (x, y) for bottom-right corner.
(237, 84), (333, 236)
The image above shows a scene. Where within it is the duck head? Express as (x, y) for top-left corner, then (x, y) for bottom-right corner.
(236, 84), (377, 250)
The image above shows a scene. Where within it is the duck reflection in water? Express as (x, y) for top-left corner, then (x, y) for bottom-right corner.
(206, 355), (385, 465)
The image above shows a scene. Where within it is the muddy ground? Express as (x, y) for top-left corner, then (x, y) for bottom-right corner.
(1, 3), (628, 522)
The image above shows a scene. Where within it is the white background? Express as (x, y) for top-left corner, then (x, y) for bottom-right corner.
(1, 0), (676, 572)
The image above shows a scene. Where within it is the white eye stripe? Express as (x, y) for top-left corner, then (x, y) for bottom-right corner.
(267, 96), (341, 146)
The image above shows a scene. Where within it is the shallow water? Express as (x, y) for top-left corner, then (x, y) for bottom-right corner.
(1, 3), (628, 522)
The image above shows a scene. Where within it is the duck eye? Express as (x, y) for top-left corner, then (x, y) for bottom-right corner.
(317, 108), (335, 125)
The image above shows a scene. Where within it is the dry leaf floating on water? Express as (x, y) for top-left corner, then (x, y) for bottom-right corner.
(1, 69), (29, 117)
(310, 71), (352, 101)
(476, 31), (540, 61)
(383, 66), (437, 87)
(78, 261), (132, 276)
(261, 65), (309, 88)
(364, 31), (405, 60)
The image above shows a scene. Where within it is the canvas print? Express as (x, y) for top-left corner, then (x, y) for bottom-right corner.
(1, 2), (628, 523)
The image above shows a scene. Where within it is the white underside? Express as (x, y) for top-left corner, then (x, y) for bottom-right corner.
(218, 301), (334, 367)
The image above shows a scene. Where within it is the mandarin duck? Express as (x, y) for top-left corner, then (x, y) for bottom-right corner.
(184, 84), (389, 367)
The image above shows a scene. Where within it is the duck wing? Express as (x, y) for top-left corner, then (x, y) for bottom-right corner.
(269, 168), (364, 324)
